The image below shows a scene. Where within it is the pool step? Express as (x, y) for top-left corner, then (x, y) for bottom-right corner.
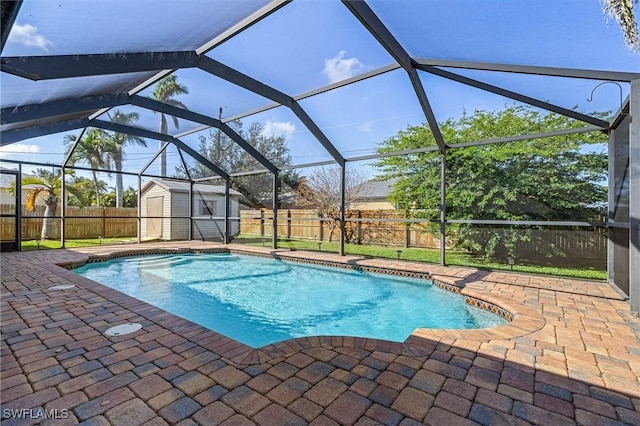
(124, 255), (174, 264)
(198, 254), (240, 261)
(128, 256), (191, 268)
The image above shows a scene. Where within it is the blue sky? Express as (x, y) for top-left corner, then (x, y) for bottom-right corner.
(1, 0), (638, 189)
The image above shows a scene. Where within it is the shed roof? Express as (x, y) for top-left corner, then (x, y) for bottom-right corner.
(142, 179), (242, 196)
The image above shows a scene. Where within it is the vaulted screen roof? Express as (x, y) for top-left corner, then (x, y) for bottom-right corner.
(1, 0), (639, 177)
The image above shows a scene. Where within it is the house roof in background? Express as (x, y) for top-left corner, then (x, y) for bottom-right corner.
(0, 170), (36, 188)
(353, 178), (398, 200)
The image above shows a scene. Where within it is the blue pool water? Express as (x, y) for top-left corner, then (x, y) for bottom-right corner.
(74, 253), (506, 347)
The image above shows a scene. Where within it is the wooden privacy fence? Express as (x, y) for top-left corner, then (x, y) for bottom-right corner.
(1, 203), (607, 262)
(472, 226), (608, 262)
(0, 204), (137, 240)
(239, 209), (442, 248)
(238, 209), (607, 260)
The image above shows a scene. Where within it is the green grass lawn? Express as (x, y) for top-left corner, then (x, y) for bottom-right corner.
(19, 235), (606, 281)
(21, 237), (135, 251)
(234, 235), (607, 281)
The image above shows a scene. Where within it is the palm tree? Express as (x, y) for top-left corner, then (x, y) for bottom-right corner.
(602, 0), (639, 51)
(19, 168), (79, 240)
(64, 129), (115, 207)
(106, 110), (147, 207)
(152, 74), (188, 176)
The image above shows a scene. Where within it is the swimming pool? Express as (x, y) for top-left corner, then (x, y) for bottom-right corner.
(74, 253), (506, 347)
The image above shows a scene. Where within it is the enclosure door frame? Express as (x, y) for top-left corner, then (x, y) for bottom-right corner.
(0, 169), (21, 251)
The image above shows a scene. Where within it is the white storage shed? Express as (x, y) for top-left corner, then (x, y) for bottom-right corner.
(140, 179), (241, 241)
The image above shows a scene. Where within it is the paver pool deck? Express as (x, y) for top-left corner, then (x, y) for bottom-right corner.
(1, 241), (639, 425)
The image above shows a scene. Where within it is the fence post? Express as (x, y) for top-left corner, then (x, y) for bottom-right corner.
(318, 212), (324, 242)
(286, 209), (291, 239)
(402, 210), (409, 249)
(260, 209), (265, 237)
(356, 210), (362, 245)
(405, 218), (410, 249)
(102, 207), (106, 238)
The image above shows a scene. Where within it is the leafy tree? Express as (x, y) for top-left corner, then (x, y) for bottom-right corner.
(66, 175), (108, 207)
(121, 186), (138, 208)
(106, 110), (147, 207)
(152, 74), (188, 176)
(295, 166), (367, 242)
(178, 120), (299, 206)
(602, 0), (639, 51)
(64, 129), (115, 207)
(102, 186), (137, 208)
(376, 106), (608, 260)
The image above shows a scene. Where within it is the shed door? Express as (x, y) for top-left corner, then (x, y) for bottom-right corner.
(146, 196), (163, 238)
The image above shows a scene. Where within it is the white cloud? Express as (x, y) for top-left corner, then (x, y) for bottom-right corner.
(8, 24), (53, 51)
(261, 120), (295, 139)
(322, 50), (364, 84)
(357, 121), (373, 133)
(0, 143), (41, 159)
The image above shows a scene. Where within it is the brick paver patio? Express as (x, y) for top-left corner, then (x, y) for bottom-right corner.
(1, 241), (639, 425)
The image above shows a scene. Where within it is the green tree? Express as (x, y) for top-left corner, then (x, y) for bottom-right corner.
(106, 110), (147, 208)
(102, 186), (137, 208)
(66, 175), (108, 207)
(178, 120), (299, 206)
(64, 129), (115, 207)
(121, 186), (138, 208)
(376, 106), (608, 260)
(152, 74), (188, 176)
